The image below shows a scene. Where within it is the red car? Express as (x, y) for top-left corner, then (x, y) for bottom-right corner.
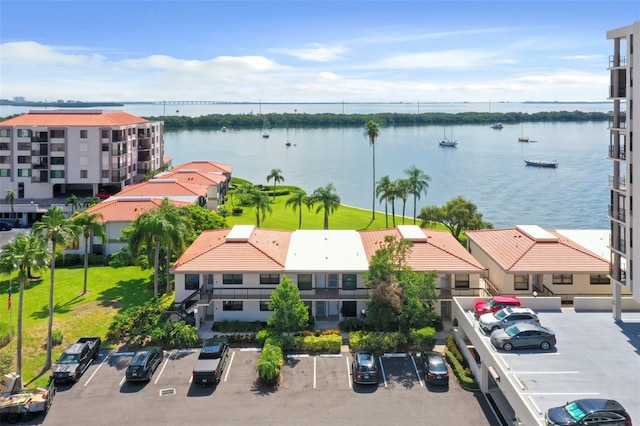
(95, 192), (112, 200)
(474, 296), (521, 317)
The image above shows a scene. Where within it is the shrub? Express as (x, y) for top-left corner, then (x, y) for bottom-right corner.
(0, 353), (13, 377)
(0, 323), (12, 348)
(52, 329), (64, 346)
(232, 207), (244, 215)
(87, 253), (105, 265)
(339, 317), (364, 332)
(107, 250), (131, 268)
(349, 331), (407, 353)
(257, 328), (279, 345)
(302, 334), (341, 353)
(446, 334), (466, 366)
(445, 350), (478, 390)
(213, 320), (265, 333)
(256, 343), (284, 387)
(408, 327), (436, 352)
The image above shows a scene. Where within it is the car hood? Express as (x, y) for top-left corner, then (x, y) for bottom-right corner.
(546, 406), (577, 425)
(53, 363), (79, 374)
(474, 302), (487, 311)
(490, 329), (509, 340)
(478, 313), (496, 324)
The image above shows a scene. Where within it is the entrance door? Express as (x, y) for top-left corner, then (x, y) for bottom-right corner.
(328, 302), (339, 316)
(316, 274), (326, 288)
(341, 301), (357, 317)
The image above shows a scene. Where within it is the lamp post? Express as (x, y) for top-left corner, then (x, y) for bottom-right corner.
(194, 308), (199, 330)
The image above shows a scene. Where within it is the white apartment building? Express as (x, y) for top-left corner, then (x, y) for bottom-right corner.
(0, 109), (164, 201)
(607, 21), (640, 318)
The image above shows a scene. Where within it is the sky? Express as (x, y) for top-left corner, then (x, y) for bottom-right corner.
(0, 0), (638, 103)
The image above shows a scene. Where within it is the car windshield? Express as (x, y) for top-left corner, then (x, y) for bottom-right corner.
(564, 401), (588, 421)
(504, 325), (521, 336)
(485, 300), (496, 308)
(131, 351), (149, 365)
(58, 353), (80, 364)
(429, 358), (447, 373)
(357, 354), (375, 370)
(494, 310), (508, 320)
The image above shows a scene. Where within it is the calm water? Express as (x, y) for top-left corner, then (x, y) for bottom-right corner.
(1, 102), (611, 229)
(165, 121), (609, 230)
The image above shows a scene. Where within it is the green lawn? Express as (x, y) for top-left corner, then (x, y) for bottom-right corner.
(0, 266), (156, 387)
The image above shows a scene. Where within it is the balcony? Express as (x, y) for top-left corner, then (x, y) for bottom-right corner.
(609, 86), (626, 98)
(608, 205), (626, 222)
(206, 287), (371, 301)
(608, 118), (627, 129)
(608, 55), (627, 68)
(31, 135), (48, 143)
(608, 145), (626, 160)
(438, 287), (492, 299)
(608, 175), (626, 191)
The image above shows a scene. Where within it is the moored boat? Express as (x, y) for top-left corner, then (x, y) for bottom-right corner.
(524, 159), (558, 168)
(491, 121), (503, 129)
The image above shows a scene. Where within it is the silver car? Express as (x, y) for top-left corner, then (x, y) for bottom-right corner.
(490, 323), (556, 351)
(478, 307), (539, 333)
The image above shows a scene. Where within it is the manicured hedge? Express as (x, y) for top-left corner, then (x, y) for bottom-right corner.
(256, 343), (284, 387)
(444, 334), (479, 391)
(265, 334), (341, 353)
(349, 327), (436, 352)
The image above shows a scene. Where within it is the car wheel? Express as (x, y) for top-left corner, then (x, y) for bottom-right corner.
(503, 342), (513, 351)
(540, 341), (551, 350)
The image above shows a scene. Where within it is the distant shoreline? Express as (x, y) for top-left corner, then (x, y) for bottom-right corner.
(0, 101), (124, 107)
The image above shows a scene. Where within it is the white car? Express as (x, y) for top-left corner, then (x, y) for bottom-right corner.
(478, 307), (539, 333)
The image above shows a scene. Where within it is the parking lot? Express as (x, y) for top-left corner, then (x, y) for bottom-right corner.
(35, 346), (499, 425)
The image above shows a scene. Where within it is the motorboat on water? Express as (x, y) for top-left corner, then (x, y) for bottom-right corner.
(524, 159), (558, 168)
(491, 121), (503, 129)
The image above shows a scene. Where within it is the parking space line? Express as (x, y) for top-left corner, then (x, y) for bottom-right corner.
(223, 351), (235, 382)
(154, 352), (172, 385)
(313, 356), (316, 389)
(119, 376), (126, 386)
(528, 395), (543, 416)
(410, 355), (424, 387)
(84, 353), (109, 387)
(378, 356), (388, 388)
(346, 356), (352, 389)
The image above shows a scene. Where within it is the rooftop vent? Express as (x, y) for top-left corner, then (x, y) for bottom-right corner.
(227, 225), (255, 242)
(516, 225), (558, 242)
(398, 225), (428, 242)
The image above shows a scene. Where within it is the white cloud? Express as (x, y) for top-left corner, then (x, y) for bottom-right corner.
(271, 44), (348, 62)
(371, 49), (512, 70)
(0, 41), (90, 65)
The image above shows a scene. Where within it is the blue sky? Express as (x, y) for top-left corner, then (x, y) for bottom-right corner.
(0, 1), (637, 103)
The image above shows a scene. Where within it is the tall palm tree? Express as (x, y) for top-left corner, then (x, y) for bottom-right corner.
(83, 196), (100, 208)
(128, 198), (189, 298)
(159, 200), (190, 291)
(266, 169), (285, 201)
(73, 211), (106, 294)
(285, 189), (309, 229)
(376, 175), (393, 228)
(396, 179), (410, 225)
(387, 180), (399, 228)
(404, 166), (431, 225)
(65, 194), (82, 215)
(5, 189), (16, 224)
(248, 187), (272, 227)
(0, 234), (50, 390)
(32, 206), (78, 370)
(311, 184), (340, 230)
(363, 121), (380, 220)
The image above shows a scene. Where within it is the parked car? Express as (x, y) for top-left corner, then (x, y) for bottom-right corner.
(126, 347), (163, 382)
(478, 307), (539, 333)
(490, 323), (556, 351)
(52, 337), (101, 383)
(545, 398), (632, 425)
(95, 192), (112, 200)
(352, 350), (379, 385)
(0, 220), (13, 231)
(421, 351), (449, 386)
(474, 295), (521, 317)
(192, 339), (229, 386)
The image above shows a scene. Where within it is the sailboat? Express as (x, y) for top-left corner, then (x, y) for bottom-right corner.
(285, 127), (291, 147)
(518, 122), (529, 142)
(262, 119), (270, 138)
(438, 127), (457, 147)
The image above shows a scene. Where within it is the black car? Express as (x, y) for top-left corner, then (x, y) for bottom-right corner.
(352, 350), (379, 385)
(545, 398), (632, 425)
(126, 347), (163, 382)
(0, 220), (13, 231)
(421, 351), (449, 386)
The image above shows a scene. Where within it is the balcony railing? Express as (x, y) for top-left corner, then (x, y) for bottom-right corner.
(438, 287), (492, 299)
(608, 118), (627, 129)
(206, 287), (371, 300)
(609, 55), (627, 68)
(609, 86), (626, 98)
(608, 146), (626, 160)
(608, 205), (626, 222)
(608, 175), (626, 191)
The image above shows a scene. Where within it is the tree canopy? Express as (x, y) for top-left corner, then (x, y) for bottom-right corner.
(267, 276), (309, 334)
(419, 196), (493, 241)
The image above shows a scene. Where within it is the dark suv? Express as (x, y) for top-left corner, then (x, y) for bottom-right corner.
(545, 398), (632, 425)
(421, 352), (449, 386)
(352, 351), (379, 385)
(126, 347), (163, 382)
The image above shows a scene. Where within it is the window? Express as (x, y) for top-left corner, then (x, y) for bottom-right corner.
(0, 169), (9, 177)
(222, 274), (243, 285)
(101, 170), (109, 179)
(0, 143), (8, 150)
(454, 274), (470, 289)
(184, 274), (200, 291)
(102, 143), (109, 152)
(260, 274), (280, 285)
(17, 142), (31, 151)
(297, 274), (312, 290)
(80, 130), (88, 139)
(17, 129), (32, 138)
(0, 129), (10, 137)
(80, 170), (88, 179)
(17, 169), (31, 177)
(17, 156), (31, 164)
(552, 274), (573, 285)
(50, 130), (65, 138)
(259, 301), (273, 311)
(342, 274), (357, 290)
(0, 156), (9, 164)
(50, 156), (65, 165)
(590, 274), (610, 285)
(50, 170), (65, 179)
(514, 275), (529, 291)
(101, 130), (109, 139)
(222, 301), (243, 311)
(51, 143), (65, 152)
(328, 273), (339, 288)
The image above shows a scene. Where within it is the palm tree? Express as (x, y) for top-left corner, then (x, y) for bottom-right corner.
(5, 189), (16, 224)
(32, 206), (79, 369)
(0, 234), (50, 390)
(248, 187), (272, 227)
(73, 211), (106, 294)
(285, 189), (309, 229)
(266, 169), (285, 201)
(83, 196), (100, 208)
(404, 166), (431, 225)
(387, 180), (400, 228)
(128, 198), (189, 298)
(376, 175), (393, 228)
(65, 194), (82, 215)
(311, 184), (340, 230)
(396, 179), (410, 225)
(363, 120), (380, 220)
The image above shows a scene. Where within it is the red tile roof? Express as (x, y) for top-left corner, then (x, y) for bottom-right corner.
(115, 179), (209, 197)
(0, 110), (148, 126)
(172, 228), (292, 272)
(156, 169), (227, 185)
(359, 228), (485, 272)
(82, 198), (192, 222)
(172, 161), (233, 174)
(465, 228), (609, 272)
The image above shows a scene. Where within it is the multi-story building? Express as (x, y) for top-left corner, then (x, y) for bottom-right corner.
(607, 21), (639, 318)
(0, 109), (164, 200)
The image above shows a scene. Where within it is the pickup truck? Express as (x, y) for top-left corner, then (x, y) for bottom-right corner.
(52, 337), (101, 384)
(192, 339), (229, 386)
